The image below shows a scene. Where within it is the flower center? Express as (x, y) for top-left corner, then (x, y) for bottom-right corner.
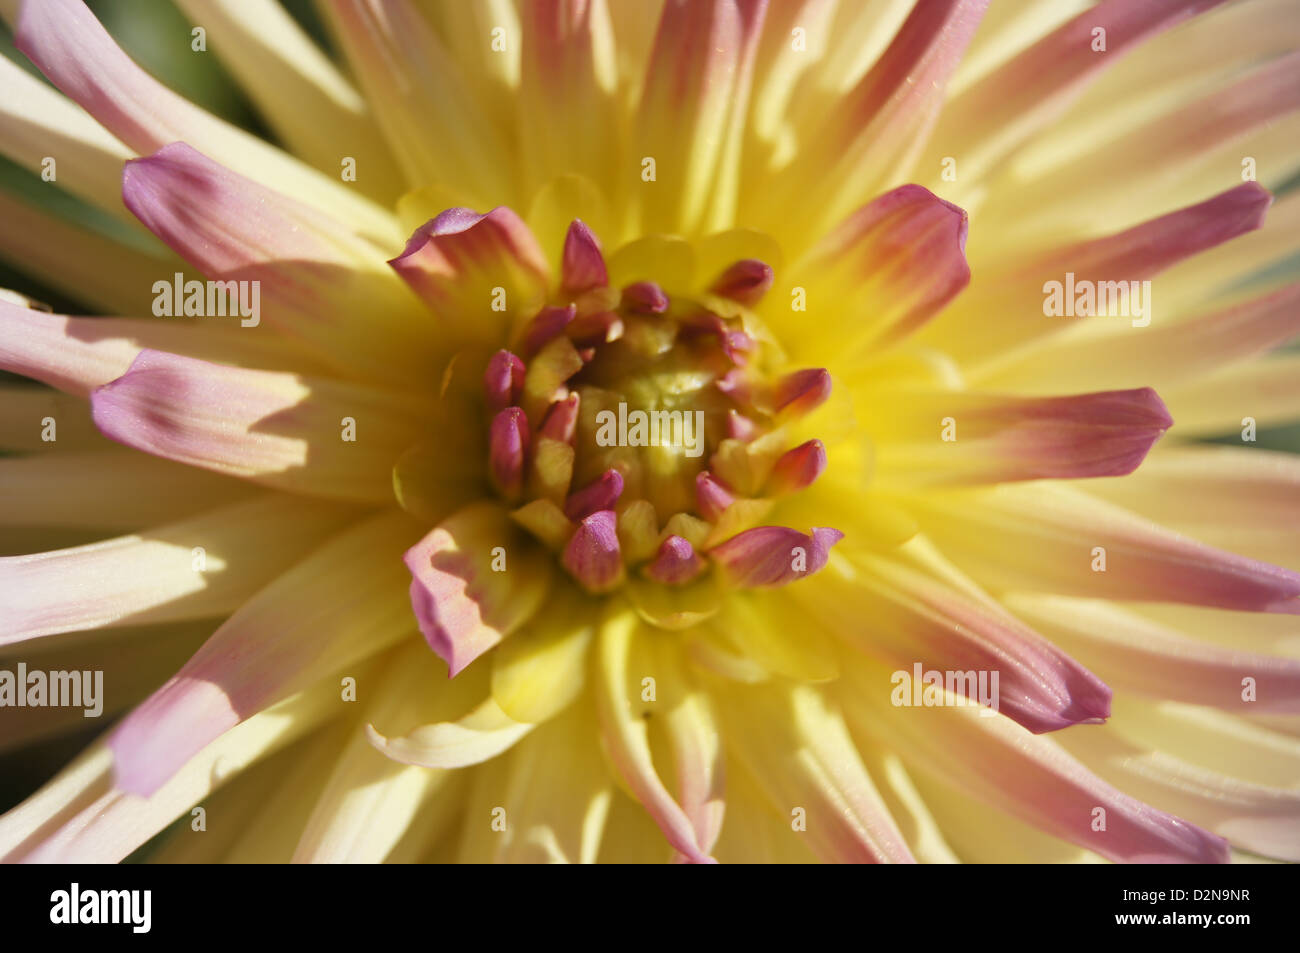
(479, 220), (835, 603)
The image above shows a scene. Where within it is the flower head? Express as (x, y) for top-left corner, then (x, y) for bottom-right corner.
(1, 0), (1298, 864)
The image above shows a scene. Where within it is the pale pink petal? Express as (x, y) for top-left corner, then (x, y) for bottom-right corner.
(752, 0), (987, 237)
(108, 511), (416, 795)
(871, 387), (1173, 485)
(926, 0), (1233, 185)
(840, 663), (1229, 863)
(632, 0), (768, 235)
(15, 0), (398, 244)
(1083, 445), (1300, 567)
(1006, 594), (1300, 714)
(91, 350), (426, 503)
(926, 183), (1272, 368)
(593, 609), (715, 864)
(796, 552), (1113, 734)
(1061, 718), (1300, 861)
(0, 301), (324, 397)
(122, 143), (430, 380)
(907, 483), (1300, 613)
(0, 494), (352, 646)
(404, 502), (553, 677)
(0, 449), (253, 531)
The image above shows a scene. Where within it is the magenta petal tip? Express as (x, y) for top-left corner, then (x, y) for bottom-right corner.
(621, 280), (670, 314)
(564, 469), (625, 521)
(562, 219), (608, 293)
(644, 535), (705, 585)
(483, 350), (525, 414)
(488, 407), (530, 499)
(712, 525), (844, 588)
(710, 259), (774, 306)
(562, 510), (623, 592)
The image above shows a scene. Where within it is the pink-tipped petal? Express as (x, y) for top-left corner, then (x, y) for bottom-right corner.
(1006, 594), (1300, 715)
(908, 483), (1300, 614)
(802, 185), (970, 350)
(564, 469), (625, 522)
(15, 0), (396, 244)
(389, 206), (551, 344)
(521, 304), (577, 356)
(593, 609), (717, 863)
(930, 183), (1272, 366)
(539, 392), (581, 444)
(753, 0), (987, 238)
(108, 511), (417, 796)
(488, 407), (530, 500)
(774, 367), (832, 418)
(840, 662), (1229, 864)
(0, 495), (350, 647)
(712, 525), (844, 588)
(767, 440), (827, 494)
(695, 472), (737, 522)
(872, 387), (1174, 485)
(120, 143), (430, 381)
(726, 410), (760, 441)
(483, 349), (526, 414)
(799, 553), (1113, 734)
(633, 0), (768, 236)
(404, 503), (552, 678)
(709, 259), (774, 306)
(561, 219), (608, 293)
(562, 510), (623, 593)
(90, 349), (425, 503)
(621, 281), (670, 314)
(929, 0), (1233, 184)
(644, 535), (706, 585)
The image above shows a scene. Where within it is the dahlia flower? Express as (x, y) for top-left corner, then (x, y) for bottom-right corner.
(0, 0), (1297, 865)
